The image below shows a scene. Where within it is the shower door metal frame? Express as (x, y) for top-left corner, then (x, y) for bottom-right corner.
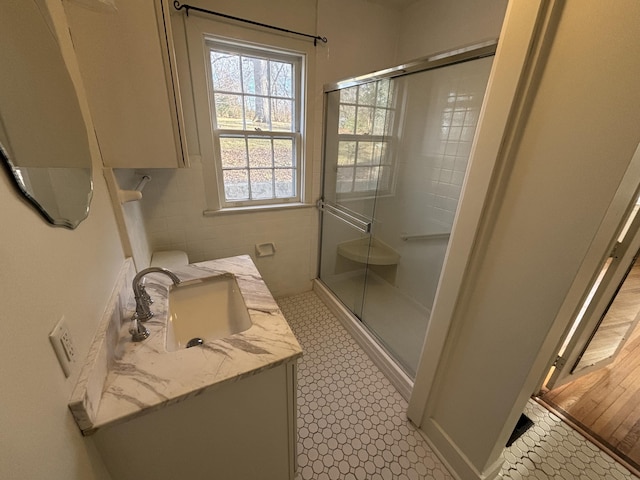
(322, 39), (498, 95)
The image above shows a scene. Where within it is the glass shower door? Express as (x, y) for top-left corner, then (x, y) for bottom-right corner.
(319, 49), (495, 378)
(359, 58), (494, 377)
(319, 79), (393, 317)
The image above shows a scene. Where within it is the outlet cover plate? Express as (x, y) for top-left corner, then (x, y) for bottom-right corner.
(49, 316), (76, 378)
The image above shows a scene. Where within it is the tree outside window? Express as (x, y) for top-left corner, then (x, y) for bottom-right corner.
(207, 39), (303, 206)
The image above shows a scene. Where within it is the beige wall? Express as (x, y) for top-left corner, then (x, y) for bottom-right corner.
(0, 1), (124, 478)
(397, 0), (508, 62)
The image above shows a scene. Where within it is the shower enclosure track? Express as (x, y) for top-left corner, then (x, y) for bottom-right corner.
(314, 279), (413, 400)
(323, 39), (497, 93)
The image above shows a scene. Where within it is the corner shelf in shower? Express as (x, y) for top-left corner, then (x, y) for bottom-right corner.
(337, 237), (400, 265)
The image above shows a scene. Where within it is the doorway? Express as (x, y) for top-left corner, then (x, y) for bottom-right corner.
(537, 193), (640, 473)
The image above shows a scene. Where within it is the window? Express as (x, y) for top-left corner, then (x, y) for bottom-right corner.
(205, 38), (303, 207)
(336, 78), (397, 196)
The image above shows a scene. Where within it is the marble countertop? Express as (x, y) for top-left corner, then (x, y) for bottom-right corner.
(70, 255), (302, 434)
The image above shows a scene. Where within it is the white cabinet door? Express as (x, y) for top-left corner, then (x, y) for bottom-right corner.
(94, 362), (297, 480)
(66, 0), (187, 168)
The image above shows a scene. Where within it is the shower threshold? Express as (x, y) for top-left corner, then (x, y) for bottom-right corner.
(313, 277), (418, 400)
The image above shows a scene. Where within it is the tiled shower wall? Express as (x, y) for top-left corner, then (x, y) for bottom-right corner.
(367, 56), (494, 308)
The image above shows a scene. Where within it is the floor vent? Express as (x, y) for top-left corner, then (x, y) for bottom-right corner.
(506, 414), (534, 447)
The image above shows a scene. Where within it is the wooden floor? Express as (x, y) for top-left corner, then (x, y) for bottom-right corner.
(541, 261), (640, 471)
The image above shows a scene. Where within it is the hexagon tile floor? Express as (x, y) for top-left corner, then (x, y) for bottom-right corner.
(277, 291), (640, 480)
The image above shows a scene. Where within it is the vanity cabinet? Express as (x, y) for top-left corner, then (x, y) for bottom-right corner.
(93, 361), (298, 480)
(65, 0), (187, 168)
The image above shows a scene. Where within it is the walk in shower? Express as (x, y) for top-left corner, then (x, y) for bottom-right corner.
(318, 42), (496, 381)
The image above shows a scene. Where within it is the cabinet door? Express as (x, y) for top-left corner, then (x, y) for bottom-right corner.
(66, 0), (187, 168)
(94, 363), (294, 480)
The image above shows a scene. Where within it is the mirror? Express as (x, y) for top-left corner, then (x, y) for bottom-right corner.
(0, 1), (93, 229)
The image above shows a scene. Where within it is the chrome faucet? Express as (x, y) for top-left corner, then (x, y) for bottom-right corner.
(129, 267), (181, 342)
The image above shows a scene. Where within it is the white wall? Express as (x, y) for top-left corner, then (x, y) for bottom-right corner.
(138, 0), (402, 297)
(416, 0), (640, 477)
(0, 1), (125, 479)
(112, 168), (153, 271)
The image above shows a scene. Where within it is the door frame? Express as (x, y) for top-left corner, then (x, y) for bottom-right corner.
(545, 189), (640, 390)
(535, 142), (640, 393)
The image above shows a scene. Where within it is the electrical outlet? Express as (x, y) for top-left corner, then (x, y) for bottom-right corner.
(49, 316), (76, 378)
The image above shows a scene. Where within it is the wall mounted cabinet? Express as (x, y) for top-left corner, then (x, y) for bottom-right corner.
(65, 0), (188, 168)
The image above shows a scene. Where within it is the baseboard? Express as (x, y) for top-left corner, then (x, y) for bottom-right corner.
(419, 417), (505, 480)
(313, 279), (413, 400)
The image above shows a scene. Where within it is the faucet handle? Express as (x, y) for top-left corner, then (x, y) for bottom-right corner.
(129, 314), (150, 342)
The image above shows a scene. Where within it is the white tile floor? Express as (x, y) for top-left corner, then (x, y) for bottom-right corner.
(278, 290), (640, 480)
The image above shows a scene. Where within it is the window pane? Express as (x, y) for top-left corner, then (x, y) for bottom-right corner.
(275, 169), (295, 198)
(338, 141), (356, 166)
(245, 96), (270, 131)
(214, 94), (244, 129)
(210, 52), (242, 92)
(247, 138), (272, 168)
(354, 166), (374, 192)
(223, 170), (249, 200)
(241, 56), (269, 95)
(338, 105), (356, 134)
(340, 86), (357, 104)
(270, 61), (293, 98)
(250, 169), (273, 199)
(336, 167), (354, 193)
(357, 83), (377, 106)
(356, 107), (374, 135)
(219, 137), (247, 168)
(376, 79), (391, 107)
(273, 138), (294, 167)
(373, 142), (388, 166)
(372, 108), (390, 136)
(335, 77), (396, 197)
(356, 142), (374, 165)
(271, 99), (293, 132)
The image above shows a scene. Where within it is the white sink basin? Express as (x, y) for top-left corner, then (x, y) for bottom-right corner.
(165, 273), (252, 351)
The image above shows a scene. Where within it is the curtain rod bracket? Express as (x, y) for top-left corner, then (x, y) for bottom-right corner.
(173, 1), (327, 45)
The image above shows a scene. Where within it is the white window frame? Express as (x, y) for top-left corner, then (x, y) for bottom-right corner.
(205, 38), (304, 208)
(184, 16), (315, 214)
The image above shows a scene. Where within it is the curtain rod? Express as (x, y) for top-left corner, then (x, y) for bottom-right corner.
(173, 1), (328, 46)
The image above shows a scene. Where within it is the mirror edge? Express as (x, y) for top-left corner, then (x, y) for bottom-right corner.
(0, 142), (92, 230)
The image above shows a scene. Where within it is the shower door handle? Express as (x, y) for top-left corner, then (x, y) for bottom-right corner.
(317, 200), (372, 233)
